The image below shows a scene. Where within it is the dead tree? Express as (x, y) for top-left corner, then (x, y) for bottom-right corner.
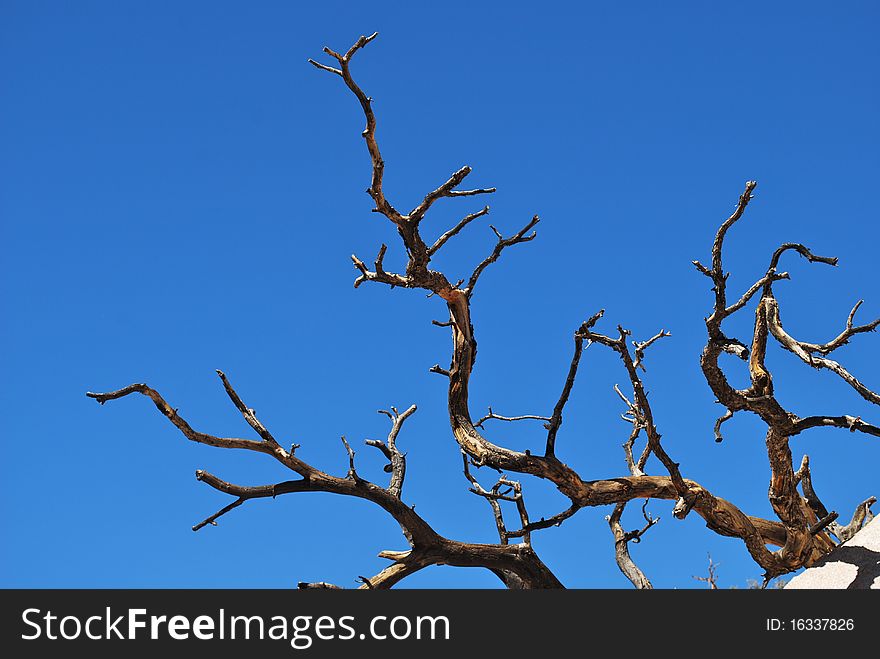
(86, 33), (877, 589)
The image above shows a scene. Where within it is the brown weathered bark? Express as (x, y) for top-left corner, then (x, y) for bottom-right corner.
(86, 33), (877, 588)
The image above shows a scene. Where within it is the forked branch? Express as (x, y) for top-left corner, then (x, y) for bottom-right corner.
(465, 216), (539, 296)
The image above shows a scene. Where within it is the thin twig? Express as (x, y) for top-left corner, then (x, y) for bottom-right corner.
(473, 406), (551, 430)
(428, 206), (491, 255)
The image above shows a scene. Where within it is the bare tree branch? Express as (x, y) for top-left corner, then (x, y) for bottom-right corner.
(809, 511), (839, 536)
(462, 453), (509, 544)
(364, 404), (416, 498)
(428, 206), (490, 255)
(351, 252), (409, 289)
(460, 451), (541, 546)
(498, 476), (531, 545)
(768, 242), (839, 272)
(86, 36), (880, 590)
(833, 497), (876, 542)
(792, 414), (880, 438)
(605, 416), (660, 588)
(308, 32), (402, 223)
(632, 329), (671, 372)
(714, 408), (734, 443)
(796, 453), (876, 544)
(340, 435), (360, 481)
(794, 455), (830, 518)
(87, 379), (441, 552)
(86, 383), (276, 456)
(793, 300), (880, 355)
(724, 271), (790, 317)
(192, 470), (309, 531)
(606, 502), (657, 589)
(622, 425), (645, 477)
(697, 181), (761, 416)
(693, 555), (720, 589)
(465, 216), (539, 296)
(505, 504), (581, 538)
(192, 497), (245, 532)
(579, 319), (688, 498)
(215, 370), (278, 446)
(409, 166), (495, 224)
(709, 180), (758, 310)
(545, 331), (589, 457)
(764, 296), (880, 406)
(473, 406), (551, 430)
(445, 187), (497, 198)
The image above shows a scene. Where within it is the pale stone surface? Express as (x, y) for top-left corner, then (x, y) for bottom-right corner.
(847, 515), (879, 550)
(785, 517), (879, 589)
(785, 562), (859, 589)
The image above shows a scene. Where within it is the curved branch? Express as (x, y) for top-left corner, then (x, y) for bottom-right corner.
(707, 180), (757, 312)
(714, 408), (735, 443)
(792, 414), (880, 438)
(795, 300), (880, 355)
(833, 497), (876, 542)
(607, 504), (653, 589)
(197, 468), (562, 589)
(89, 373), (566, 588)
(87, 381), (440, 547)
(86, 384), (275, 456)
(365, 404), (416, 498)
(764, 296), (880, 406)
(309, 32), (402, 223)
(90, 38), (878, 591)
(439, 283), (799, 574)
(767, 242), (838, 272)
(698, 182), (761, 414)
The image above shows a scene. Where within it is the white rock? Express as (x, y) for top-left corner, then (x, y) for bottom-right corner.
(786, 517), (879, 589)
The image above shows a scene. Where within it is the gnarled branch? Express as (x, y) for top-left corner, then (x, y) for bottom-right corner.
(86, 35), (878, 590)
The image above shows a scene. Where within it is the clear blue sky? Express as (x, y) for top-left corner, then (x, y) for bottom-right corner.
(2, 1), (878, 589)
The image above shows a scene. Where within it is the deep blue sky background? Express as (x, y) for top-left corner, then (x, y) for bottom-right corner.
(2, 1), (878, 589)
